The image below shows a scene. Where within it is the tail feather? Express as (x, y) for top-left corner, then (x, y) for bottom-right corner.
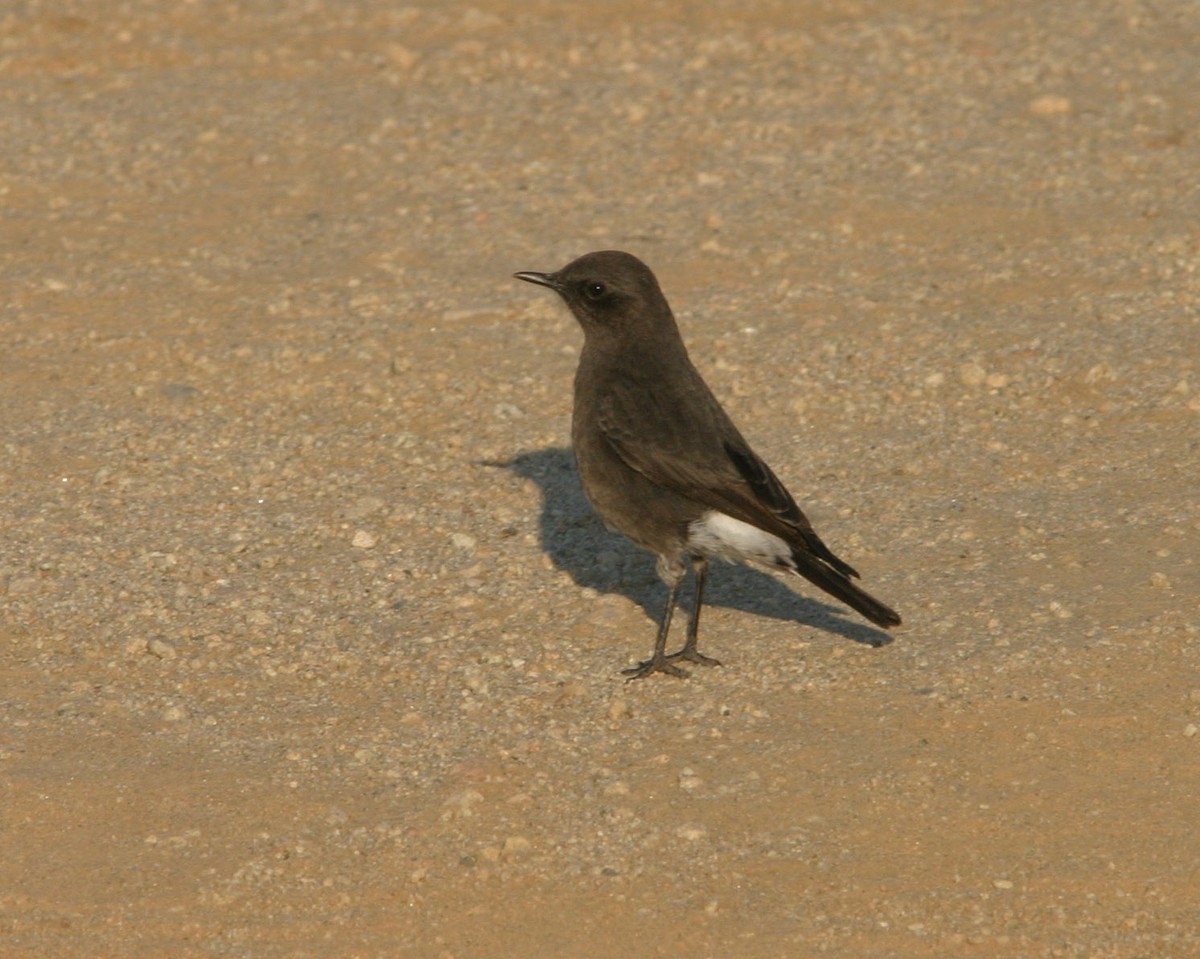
(797, 527), (860, 580)
(788, 549), (902, 629)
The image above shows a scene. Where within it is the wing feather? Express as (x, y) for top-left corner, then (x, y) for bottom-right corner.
(595, 371), (859, 579)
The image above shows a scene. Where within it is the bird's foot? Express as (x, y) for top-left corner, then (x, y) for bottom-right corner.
(622, 655), (690, 680)
(667, 645), (722, 668)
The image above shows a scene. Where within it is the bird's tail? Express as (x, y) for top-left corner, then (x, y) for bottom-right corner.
(788, 549), (902, 628)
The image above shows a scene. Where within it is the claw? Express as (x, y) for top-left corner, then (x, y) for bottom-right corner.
(622, 656), (690, 680)
(667, 647), (721, 668)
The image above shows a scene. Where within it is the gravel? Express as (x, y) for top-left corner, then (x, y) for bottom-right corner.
(2, 1), (1198, 957)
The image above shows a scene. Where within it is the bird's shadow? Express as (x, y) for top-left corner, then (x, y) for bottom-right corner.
(495, 447), (892, 648)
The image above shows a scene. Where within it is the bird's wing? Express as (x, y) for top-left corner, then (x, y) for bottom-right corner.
(595, 371), (860, 579)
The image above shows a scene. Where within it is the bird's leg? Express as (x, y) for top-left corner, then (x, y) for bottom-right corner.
(668, 556), (721, 667)
(623, 564), (689, 680)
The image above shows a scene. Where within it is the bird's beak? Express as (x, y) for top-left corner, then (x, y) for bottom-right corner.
(514, 270), (560, 290)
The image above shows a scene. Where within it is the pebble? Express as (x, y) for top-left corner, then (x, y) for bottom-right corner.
(678, 768), (703, 791)
(501, 836), (532, 858)
(607, 698), (632, 721)
(344, 496), (386, 520)
(351, 530), (377, 549)
(442, 790), (484, 819)
(556, 681), (587, 703)
(6, 575), (42, 595)
(959, 362), (988, 387)
(123, 637), (149, 657)
(1029, 94), (1072, 115)
(148, 639), (177, 660)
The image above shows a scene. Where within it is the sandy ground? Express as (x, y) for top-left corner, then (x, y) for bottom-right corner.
(3, 1), (1199, 956)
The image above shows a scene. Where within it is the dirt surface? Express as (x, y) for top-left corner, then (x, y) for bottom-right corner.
(3, 1), (1199, 956)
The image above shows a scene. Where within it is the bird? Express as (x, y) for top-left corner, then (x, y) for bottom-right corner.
(514, 250), (901, 679)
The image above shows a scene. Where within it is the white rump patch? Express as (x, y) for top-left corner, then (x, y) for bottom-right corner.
(687, 511), (792, 568)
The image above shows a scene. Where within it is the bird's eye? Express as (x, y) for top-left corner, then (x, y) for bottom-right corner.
(583, 281), (607, 300)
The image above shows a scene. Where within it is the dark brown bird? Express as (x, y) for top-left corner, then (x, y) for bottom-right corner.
(515, 251), (900, 679)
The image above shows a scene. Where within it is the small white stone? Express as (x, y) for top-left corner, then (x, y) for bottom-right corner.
(352, 530), (377, 549)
